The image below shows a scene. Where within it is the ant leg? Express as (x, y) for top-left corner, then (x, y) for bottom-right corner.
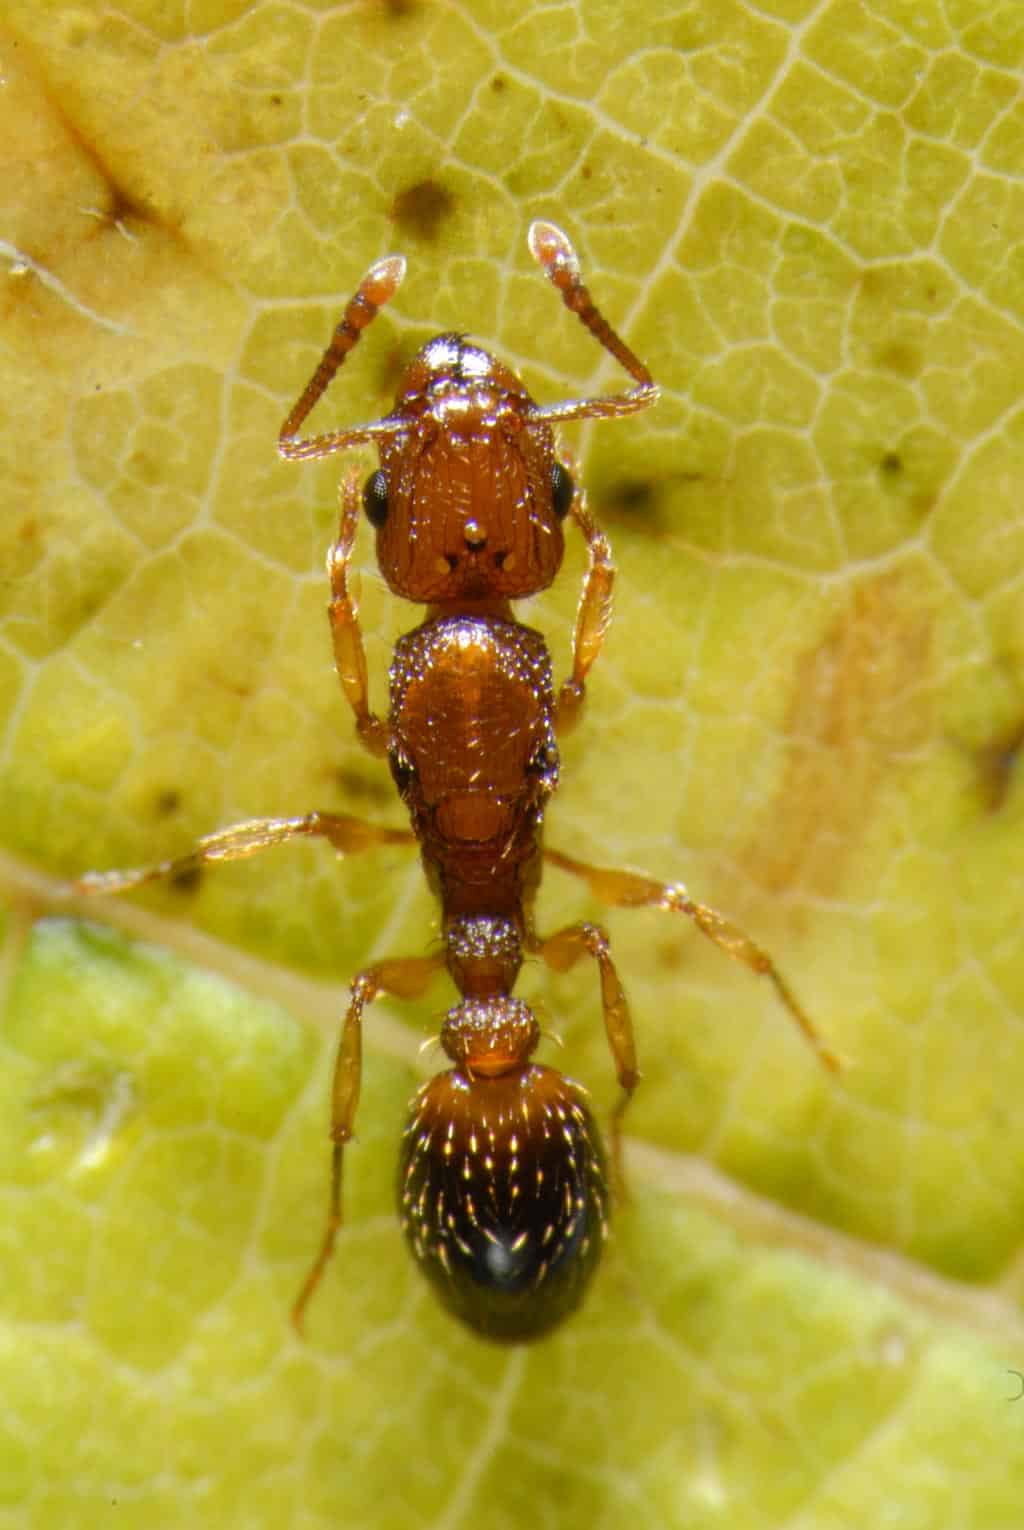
(555, 491), (615, 736)
(278, 253), (407, 462)
(544, 847), (840, 1073)
(292, 952), (442, 1334)
(532, 921), (637, 1194)
(73, 811), (415, 897)
(328, 471), (389, 756)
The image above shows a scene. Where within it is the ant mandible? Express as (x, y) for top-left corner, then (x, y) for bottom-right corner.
(76, 223), (837, 1342)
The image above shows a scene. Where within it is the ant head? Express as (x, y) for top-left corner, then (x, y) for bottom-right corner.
(365, 335), (573, 603)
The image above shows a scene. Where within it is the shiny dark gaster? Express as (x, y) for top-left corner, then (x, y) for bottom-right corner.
(400, 1065), (607, 1341)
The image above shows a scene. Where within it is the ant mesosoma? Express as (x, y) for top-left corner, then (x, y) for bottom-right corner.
(76, 223), (837, 1343)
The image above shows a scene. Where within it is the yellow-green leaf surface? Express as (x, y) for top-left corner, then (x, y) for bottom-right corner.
(2, 2), (1024, 1526)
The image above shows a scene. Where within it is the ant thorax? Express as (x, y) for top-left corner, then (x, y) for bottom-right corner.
(387, 612), (559, 908)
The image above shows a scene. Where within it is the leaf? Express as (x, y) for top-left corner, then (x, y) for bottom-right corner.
(2, 2), (1024, 1526)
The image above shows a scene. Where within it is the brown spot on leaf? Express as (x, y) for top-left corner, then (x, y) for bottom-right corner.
(491, 75), (506, 93)
(858, 269), (887, 301)
(877, 342), (922, 378)
(335, 764), (394, 806)
(102, 182), (150, 231)
(154, 789), (181, 819)
(972, 716), (1024, 814)
(598, 473), (707, 536)
(743, 572), (933, 897)
(169, 864), (202, 895)
(390, 180), (455, 242)
(599, 479), (659, 521)
(654, 937), (686, 974)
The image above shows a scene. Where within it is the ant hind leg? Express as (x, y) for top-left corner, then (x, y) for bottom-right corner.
(533, 920), (638, 1195)
(291, 952), (442, 1334)
(544, 847), (839, 1073)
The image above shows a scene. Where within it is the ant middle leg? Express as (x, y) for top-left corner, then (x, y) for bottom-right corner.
(73, 811), (415, 897)
(292, 951), (442, 1334)
(533, 920), (637, 1193)
(555, 492), (616, 736)
(544, 847), (840, 1073)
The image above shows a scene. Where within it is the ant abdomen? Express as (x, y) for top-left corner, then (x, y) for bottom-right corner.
(398, 1063), (609, 1342)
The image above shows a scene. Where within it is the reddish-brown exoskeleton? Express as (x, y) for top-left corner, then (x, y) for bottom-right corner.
(77, 224), (837, 1342)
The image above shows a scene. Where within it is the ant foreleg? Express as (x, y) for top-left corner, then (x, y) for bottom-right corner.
(533, 920), (637, 1195)
(291, 952), (442, 1334)
(73, 812), (415, 897)
(328, 472), (389, 756)
(544, 848), (840, 1074)
(555, 493), (615, 737)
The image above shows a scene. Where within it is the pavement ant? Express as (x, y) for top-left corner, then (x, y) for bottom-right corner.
(76, 223), (837, 1342)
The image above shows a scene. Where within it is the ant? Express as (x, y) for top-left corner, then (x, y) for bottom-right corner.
(75, 223), (838, 1343)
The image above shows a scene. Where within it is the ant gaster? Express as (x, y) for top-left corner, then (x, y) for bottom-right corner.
(77, 223), (837, 1343)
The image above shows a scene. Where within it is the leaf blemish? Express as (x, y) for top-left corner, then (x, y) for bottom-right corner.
(601, 479), (658, 519)
(390, 180), (456, 242)
(744, 573), (933, 899)
(971, 715), (1024, 816)
(169, 865), (203, 896)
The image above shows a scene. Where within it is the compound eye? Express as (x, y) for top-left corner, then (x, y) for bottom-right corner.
(363, 469), (389, 528)
(551, 462), (574, 520)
